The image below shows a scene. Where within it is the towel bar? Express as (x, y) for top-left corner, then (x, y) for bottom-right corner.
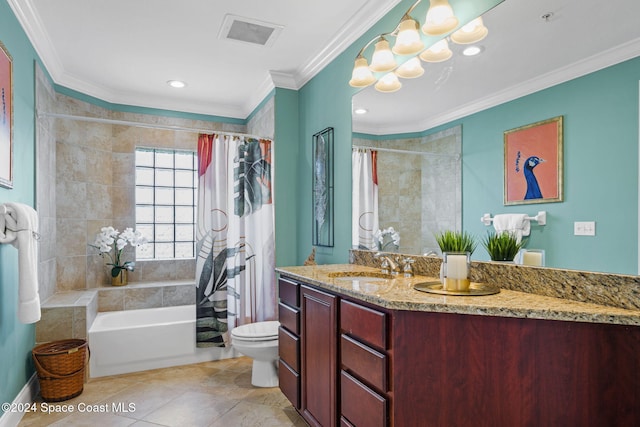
(481, 211), (546, 226)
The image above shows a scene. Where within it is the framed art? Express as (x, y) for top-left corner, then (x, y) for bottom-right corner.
(312, 127), (334, 247)
(504, 116), (563, 205)
(0, 41), (13, 189)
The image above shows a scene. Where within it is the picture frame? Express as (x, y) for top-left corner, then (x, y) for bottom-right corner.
(504, 116), (563, 205)
(312, 127), (334, 247)
(0, 41), (13, 189)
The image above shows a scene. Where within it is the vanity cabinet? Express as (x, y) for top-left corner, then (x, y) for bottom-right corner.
(278, 277), (338, 427)
(339, 300), (389, 427)
(277, 277), (301, 409)
(300, 284), (338, 427)
(278, 274), (640, 426)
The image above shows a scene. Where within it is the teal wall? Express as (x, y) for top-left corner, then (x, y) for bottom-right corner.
(0, 0), (38, 411)
(273, 88), (300, 267)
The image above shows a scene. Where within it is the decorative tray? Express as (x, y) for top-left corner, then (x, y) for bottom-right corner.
(413, 281), (500, 296)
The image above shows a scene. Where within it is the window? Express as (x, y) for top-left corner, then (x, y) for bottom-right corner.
(135, 148), (197, 259)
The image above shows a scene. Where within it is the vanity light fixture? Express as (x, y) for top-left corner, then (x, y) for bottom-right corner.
(395, 57), (425, 79)
(369, 37), (397, 72)
(422, 0), (458, 35)
(450, 17), (488, 44)
(349, 56), (377, 87)
(393, 15), (424, 55)
(375, 73), (402, 93)
(419, 38), (452, 62)
(348, 0), (490, 93)
(354, 108), (369, 115)
(167, 80), (187, 88)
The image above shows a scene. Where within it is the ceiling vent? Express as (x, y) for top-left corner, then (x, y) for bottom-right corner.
(219, 14), (283, 47)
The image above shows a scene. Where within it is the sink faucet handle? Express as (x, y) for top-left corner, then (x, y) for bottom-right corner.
(402, 257), (415, 277)
(374, 252), (391, 274)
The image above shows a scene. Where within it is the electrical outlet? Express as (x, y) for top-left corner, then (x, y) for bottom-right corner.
(574, 221), (596, 236)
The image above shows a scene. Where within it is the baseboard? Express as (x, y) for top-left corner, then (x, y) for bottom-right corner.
(0, 374), (39, 427)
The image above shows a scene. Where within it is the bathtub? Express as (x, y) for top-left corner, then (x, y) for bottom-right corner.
(88, 305), (236, 377)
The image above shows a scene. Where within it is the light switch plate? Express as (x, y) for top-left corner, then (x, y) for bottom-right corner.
(574, 221), (596, 236)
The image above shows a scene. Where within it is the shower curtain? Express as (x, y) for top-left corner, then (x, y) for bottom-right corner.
(195, 133), (276, 347)
(352, 148), (379, 250)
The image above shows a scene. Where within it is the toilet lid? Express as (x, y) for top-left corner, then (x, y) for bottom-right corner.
(231, 320), (280, 340)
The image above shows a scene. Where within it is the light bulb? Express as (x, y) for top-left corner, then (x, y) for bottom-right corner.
(349, 57), (376, 88)
(375, 73), (402, 93)
(395, 57), (425, 79)
(393, 18), (424, 56)
(419, 39), (452, 63)
(423, 0), (459, 36)
(369, 38), (397, 73)
(451, 17), (488, 44)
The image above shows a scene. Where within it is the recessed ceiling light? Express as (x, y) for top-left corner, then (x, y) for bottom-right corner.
(354, 108), (368, 115)
(167, 80), (187, 88)
(462, 46), (483, 56)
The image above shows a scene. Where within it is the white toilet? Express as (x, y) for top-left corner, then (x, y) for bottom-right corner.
(230, 320), (280, 387)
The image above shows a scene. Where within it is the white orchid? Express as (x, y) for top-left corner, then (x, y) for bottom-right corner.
(374, 227), (401, 251)
(91, 226), (148, 277)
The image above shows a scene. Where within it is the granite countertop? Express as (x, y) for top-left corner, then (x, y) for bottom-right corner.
(276, 264), (640, 326)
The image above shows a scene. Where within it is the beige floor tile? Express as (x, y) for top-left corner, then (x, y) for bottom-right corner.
(141, 390), (237, 426)
(18, 357), (306, 427)
(210, 400), (306, 427)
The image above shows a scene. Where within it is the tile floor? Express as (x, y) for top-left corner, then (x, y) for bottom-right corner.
(19, 357), (307, 427)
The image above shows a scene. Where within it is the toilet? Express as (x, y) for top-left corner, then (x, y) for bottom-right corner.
(230, 320), (280, 387)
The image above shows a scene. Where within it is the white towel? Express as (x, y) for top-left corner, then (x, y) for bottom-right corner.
(0, 202), (41, 324)
(493, 213), (530, 244)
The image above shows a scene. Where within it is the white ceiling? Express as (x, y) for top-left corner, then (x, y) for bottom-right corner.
(8, 0), (640, 134)
(8, 0), (400, 118)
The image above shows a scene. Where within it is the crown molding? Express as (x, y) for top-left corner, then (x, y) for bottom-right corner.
(294, 0), (402, 89)
(8, 0), (65, 74)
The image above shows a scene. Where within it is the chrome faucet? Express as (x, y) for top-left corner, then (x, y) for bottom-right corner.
(375, 252), (401, 275)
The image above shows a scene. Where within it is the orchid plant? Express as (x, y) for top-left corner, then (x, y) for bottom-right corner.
(374, 227), (401, 251)
(91, 226), (148, 277)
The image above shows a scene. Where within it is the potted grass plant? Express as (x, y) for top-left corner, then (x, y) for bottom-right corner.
(435, 230), (477, 254)
(482, 231), (526, 262)
(435, 231), (477, 291)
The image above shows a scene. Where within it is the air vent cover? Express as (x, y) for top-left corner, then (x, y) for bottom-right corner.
(219, 14), (283, 47)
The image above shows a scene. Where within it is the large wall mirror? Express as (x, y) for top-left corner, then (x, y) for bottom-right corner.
(351, 0), (640, 275)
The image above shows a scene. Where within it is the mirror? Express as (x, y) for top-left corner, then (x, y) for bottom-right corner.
(352, 126), (461, 255)
(351, 0), (640, 275)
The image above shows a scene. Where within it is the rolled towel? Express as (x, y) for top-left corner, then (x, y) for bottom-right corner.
(1, 202), (41, 324)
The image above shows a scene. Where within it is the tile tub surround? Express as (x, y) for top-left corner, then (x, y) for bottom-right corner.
(276, 264), (640, 326)
(36, 281), (195, 344)
(350, 249), (640, 311)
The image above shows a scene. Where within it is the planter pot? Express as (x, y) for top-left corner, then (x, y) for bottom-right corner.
(111, 269), (128, 286)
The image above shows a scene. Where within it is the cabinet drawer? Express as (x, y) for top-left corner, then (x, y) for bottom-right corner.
(341, 334), (387, 392)
(278, 327), (300, 372)
(278, 302), (299, 334)
(279, 277), (299, 308)
(340, 300), (387, 350)
(279, 359), (300, 409)
(341, 371), (387, 427)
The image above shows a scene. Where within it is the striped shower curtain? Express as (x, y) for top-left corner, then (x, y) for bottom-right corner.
(352, 148), (379, 250)
(195, 133), (276, 347)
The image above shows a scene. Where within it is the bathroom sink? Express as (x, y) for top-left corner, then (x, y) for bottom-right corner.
(327, 271), (394, 281)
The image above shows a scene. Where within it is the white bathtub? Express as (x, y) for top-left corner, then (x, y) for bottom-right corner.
(88, 305), (236, 377)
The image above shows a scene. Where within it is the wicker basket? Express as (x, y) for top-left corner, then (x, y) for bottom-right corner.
(32, 339), (88, 402)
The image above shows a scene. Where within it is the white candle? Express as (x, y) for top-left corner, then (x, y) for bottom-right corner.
(446, 254), (468, 280)
(523, 251), (543, 266)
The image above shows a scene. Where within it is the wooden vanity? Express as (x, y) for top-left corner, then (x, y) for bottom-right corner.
(276, 264), (640, 427)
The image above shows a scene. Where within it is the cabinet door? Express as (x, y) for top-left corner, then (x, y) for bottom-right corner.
(301, 285), (338, 427)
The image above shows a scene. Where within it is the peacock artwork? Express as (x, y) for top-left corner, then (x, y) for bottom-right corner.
(504, 116), (563, 205)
